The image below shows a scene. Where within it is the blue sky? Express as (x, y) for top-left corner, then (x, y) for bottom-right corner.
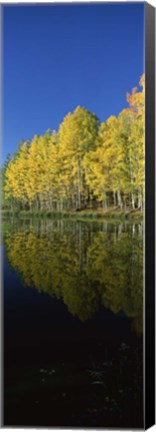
(2, 3), (144, 162)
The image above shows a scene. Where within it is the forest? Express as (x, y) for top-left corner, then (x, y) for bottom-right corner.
(2, 75), (144, 214)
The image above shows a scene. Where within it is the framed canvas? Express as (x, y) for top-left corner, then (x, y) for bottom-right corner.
(0, 1), (155, 430)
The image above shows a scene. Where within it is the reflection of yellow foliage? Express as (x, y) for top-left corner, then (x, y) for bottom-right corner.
(86, 230), (143, 322)
(131, 316), (143, 336)
(5, 220), (143, 330)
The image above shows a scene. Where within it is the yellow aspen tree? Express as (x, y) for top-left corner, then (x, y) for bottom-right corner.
(58, 106), (99, 210)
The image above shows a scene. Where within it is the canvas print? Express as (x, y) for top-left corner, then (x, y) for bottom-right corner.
(2, 3), (145, 428)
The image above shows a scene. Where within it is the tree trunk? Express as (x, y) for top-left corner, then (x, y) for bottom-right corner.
(131, 193), (135, 209)
(113, 191), (117, 207)
(117, 190), (122, 209)
(138, 189), (143, 211)
(77, 180), (81, 210)
(102, 196), (107, 210)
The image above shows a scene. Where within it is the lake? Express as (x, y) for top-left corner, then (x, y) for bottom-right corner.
(3, 218), (143, 428)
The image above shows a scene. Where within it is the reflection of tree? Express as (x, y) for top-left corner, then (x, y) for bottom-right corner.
(86, 230), (143, 327)
(4, 220), (143, 329)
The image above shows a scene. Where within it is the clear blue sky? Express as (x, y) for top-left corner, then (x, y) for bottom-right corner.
(2, 3), (144, 162)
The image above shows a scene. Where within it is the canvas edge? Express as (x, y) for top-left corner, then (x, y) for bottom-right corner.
(145, 1), (155, 430)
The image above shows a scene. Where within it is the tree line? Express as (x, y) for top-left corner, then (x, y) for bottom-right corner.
(2, 75), (144, 212)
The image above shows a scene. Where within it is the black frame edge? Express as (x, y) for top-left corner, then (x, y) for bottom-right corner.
(145, 1), (155, 430)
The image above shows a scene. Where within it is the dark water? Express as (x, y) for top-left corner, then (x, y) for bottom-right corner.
(3, 218), (144, 428)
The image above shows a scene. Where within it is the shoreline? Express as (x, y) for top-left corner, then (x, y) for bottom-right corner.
(1, 209), (143, 221)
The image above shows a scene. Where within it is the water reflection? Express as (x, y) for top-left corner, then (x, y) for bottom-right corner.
(4, 219), (143, 332)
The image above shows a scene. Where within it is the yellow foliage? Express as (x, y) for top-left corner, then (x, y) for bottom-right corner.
(4, 76), (144, 211)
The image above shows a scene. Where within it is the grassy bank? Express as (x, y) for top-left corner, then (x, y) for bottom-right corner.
(1, 208), (143, 221)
